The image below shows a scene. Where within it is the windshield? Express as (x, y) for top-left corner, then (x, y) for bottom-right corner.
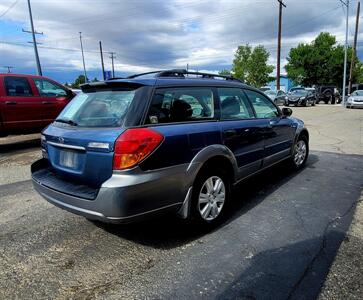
(57, 89), (138, 127)
(291, 90), (308, 96)
(353, 90), (363, 96)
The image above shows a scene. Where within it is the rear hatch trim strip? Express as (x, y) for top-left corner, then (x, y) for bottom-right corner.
(47, 141), (86, 151)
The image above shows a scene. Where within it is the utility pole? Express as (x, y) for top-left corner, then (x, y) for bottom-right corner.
(276, 0), (286, 91)
(24, 0), (42, 76)
(109, 52), (116, 78)
(99, 41), (105, 80)
(348, 1), (360, 94)
(3, 66), (14, 73)
(79, 32), (88, 82)
(342, 0), (350, 105)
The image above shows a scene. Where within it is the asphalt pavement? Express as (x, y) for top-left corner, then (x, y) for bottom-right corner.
(0, 105), (362, 299)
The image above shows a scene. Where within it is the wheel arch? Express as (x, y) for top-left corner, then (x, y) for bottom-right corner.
(186, 144), (238, 186)
(298, 128), (309, 142)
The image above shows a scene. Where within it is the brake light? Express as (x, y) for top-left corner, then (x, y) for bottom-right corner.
(113, 128), (163, 170)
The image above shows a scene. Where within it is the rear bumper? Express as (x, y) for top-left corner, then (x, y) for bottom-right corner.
(32, 159), (191, 223)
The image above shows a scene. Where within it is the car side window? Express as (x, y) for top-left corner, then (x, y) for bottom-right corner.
(146, 88), (214, 124)
(33, 78), (67, 97)
(244, 89), (280, 119)
(4, 77), (33, 97)
(218, 88), (254, 120)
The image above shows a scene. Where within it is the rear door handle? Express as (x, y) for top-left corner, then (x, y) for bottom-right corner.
(42, 101), (53, 105)
(5, 101), (17, 105)
(224, 129), (237, 137)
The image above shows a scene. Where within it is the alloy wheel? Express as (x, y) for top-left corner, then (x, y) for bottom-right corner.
(294, 140), (307, 166)
(198, 176), (226, 221)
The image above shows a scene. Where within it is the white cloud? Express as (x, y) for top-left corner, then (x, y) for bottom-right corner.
(0, 0), (360, 82)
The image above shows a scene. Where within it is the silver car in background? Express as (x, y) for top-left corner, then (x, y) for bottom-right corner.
(265, 89), (288, 106)
(346, 90), (363, 108)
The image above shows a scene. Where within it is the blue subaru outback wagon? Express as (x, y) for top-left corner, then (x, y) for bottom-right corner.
(31, 69), (309, 225)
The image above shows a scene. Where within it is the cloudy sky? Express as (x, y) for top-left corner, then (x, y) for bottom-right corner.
(0, 0), (362, 83)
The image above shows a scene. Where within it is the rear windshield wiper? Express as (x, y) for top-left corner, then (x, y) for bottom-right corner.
(55, 118), (78, 126)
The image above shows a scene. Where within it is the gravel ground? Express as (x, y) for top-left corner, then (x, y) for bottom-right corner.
(0, 105), (362, 299)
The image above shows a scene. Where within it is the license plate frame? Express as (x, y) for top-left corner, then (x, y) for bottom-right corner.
(59, 150), (78, 169)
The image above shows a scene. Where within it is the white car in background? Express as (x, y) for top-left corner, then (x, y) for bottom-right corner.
(346, 90), (363, 108)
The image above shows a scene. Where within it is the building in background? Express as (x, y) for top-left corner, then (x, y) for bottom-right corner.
(266, 74), (295, 92)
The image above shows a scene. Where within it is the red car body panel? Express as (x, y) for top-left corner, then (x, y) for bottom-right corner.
(0, 73), (74, 132)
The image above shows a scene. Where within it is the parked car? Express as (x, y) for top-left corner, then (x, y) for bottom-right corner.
(304, 87), (319, 102)
(346, 90), (363, 108)
(315, 86), (337, 104)
(0, 73), (75, 136)
(31, 69), (309, 225)
(265, 89), (288, 105)
(287, 89), (316, 106)
(288, 87), (305, 94)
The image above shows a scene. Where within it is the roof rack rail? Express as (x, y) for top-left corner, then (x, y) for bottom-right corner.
(107, 77), (126, 80)
(127, 69), (243, 83)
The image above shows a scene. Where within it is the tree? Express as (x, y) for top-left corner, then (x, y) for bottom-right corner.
(218, 69), (231, 76)
(228, 44), (274, 87)
(71, 75), (88, 88)
(285, 32), (363, 87)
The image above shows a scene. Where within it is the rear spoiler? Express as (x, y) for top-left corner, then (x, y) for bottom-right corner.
(80, 80), (149, 92)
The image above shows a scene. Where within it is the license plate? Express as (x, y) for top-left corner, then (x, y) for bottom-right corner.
(59, 150), (77, 168)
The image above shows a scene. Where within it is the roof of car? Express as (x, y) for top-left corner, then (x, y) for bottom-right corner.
(0, 73), (48, 79)
(114, 77), (247, 87)
(81, 69), (258, 91)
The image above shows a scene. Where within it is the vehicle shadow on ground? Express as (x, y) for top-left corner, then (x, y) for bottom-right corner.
(215, 230), (348, 300)
(94, 154), (320, 249)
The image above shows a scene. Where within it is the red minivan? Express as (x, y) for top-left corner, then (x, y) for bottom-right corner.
(0, 73), (75, 136)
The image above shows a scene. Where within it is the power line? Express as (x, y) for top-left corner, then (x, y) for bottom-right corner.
(0, 0), (19, 19)
(276, 0), (286, 90)
(2, 66), (14, 73)
(110, 52), (116, 77)
(79, 32), (88, 81)
(24, 0), (42, 76)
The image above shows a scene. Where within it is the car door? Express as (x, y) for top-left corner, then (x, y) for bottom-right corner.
(0, 76), (43, 130)
(32, 78), (70, 125)
(244, 89), (295, 167)
(217, 87), (265, 179)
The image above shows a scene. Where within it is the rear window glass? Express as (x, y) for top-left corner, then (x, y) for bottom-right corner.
(146, 88), (214, 124)
(4, 77), (33, 96)
(57, 89), (138, 127)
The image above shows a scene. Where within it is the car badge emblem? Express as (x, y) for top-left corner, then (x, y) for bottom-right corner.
(58, 137), (65, 144)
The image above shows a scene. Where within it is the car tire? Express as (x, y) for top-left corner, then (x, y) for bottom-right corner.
(191, 167), (230, 226)
(312, 101), (316, 106)
(289, 136), (309, 170)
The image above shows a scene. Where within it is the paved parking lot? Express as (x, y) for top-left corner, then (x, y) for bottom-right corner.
(0, 105), (362, 299)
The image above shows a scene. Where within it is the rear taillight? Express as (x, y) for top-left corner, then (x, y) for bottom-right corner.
(113, 128), (163, 170)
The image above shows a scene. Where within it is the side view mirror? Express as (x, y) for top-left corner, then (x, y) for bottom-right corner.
(282, 107), (292, 117)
